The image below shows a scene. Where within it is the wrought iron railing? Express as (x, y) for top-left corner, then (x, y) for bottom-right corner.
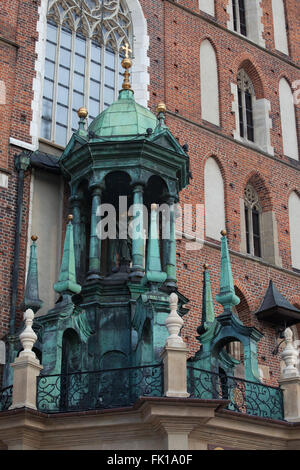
(37, 364), (163, 413)
(187, 366), (284, 421)
(0, 385), (13, 412)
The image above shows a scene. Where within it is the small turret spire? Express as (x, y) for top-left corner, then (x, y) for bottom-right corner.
(201, 264), (215, 322)
(23, 235), (43, 313)
(54, 215), (81, 297)
(197, 264), (215, 337)
(215, 230), (240, 312)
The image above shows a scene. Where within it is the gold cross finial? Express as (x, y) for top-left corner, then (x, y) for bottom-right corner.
(121, 43), (132, 59)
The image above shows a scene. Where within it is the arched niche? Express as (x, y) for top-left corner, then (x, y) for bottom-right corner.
(61, 328), (81, 374)
(100, 350), (127, 370)
(289, 191), (300, 270)
(279, 78), (299, 160)
(200, 40), (220, 126)
(204, 157), (225, 240)
(272, 0), (289, 54)
(140, 318), (153, 364)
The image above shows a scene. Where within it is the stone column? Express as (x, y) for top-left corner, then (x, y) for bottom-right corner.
(87, 184), (103, 280)
(129, 183), (145, 281)
(69, 194), (82, 281)
(161, 293), (189, 397)
(10, 309), (43, 410)
(164, 197), (177, 289)
(279, 327), (300, 422)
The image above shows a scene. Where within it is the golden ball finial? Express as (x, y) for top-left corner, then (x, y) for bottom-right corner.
(77, 107), (88, 119)
(156, 102), (167, 114)
(151, 203), (158, 211)
(68, 214), (74, 221)
(203, 263), (209, 270)
(31, 235), (38, 242)
(121, 57), (132, 70)
(221, 229), (227, 236)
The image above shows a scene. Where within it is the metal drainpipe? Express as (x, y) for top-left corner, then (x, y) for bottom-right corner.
(9, 151), (31, 336)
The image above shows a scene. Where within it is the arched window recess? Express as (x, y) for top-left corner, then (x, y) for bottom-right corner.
(237, 69), (255, 143)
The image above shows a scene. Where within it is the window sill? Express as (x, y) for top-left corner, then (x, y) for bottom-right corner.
(234, 135), (268, 155)
(38, 138), (65, 157)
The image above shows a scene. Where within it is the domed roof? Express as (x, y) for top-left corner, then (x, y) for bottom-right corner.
(88, 89), (158, 140)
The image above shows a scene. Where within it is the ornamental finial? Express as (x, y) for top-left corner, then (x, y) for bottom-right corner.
(281, 328), (299, 379)
(156, 102), (167, 114)
(19, 309), (38, 358)
(165, 293), (185, 348)
(121, 43), (133, 91)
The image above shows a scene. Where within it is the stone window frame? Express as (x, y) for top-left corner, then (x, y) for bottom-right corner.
(244, 184), (262, 258)
(227, 0), (265, 48)
(40, 0), (133, 147)
(232, 0), (247, 36)
(231, 68), (274, 156)
(240, 181), (282, 267)
(237, 69), (255, 143)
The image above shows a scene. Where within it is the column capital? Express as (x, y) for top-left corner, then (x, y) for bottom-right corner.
(131, 182), (145, 192)
(69, 194), (83, 206)
(89, 181), (105, 194)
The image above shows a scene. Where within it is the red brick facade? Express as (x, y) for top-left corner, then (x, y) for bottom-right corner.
(0, 0), (299, 386)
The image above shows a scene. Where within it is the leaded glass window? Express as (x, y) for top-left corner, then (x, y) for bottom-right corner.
(244, 185), (262, 258)
(237, 69), (255, 143)
(41, 0), (132, 146)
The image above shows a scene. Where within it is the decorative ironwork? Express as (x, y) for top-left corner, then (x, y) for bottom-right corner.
(0, 385), (13, 412)
(187, 366), (284, 421)
(37, 364), (163, 413)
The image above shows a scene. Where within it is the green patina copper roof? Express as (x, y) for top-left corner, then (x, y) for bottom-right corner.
(88, 89), (158, 139)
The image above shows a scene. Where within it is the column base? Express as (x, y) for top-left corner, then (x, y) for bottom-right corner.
(129, 268), (144, 282)
(86, 271), (103, 282)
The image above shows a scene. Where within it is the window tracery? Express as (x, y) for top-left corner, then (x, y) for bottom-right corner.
(244, 184), (262, 258)
(41, 0), (133, 146)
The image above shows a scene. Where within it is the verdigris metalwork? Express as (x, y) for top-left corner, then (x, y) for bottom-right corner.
(190, 232), (263, 383)
(23, 236), (43, 313)
(0, 385), (13, 411)
(53, 216), (81, 297)
(187, 366), (284, 421)
(36, 364), (163, 413)
(18, 72), (190, 386)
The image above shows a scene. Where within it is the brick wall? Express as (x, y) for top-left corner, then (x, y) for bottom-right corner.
(0, 0), (299, 387)
(141, 0), (300, 385)
(0, 0), (39, 337)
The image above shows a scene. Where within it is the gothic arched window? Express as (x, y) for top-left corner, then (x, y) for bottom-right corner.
(237, 69), (255, 142)
(41, 0), (132, 147)
(244, 185), (262, 258)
